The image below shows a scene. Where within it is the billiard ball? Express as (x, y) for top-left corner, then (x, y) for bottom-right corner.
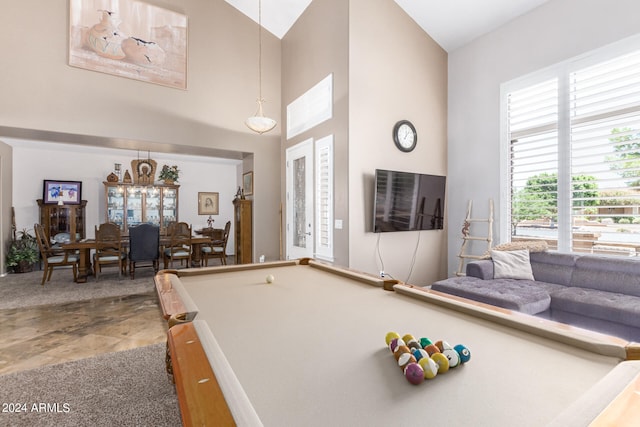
(266, 274), (274, 283)
(404, 362), (425, 385)
(420, 337), (433, 348)
(431, 352), (450, 374)
(411, 348), (429, 362)
(435, 340), (453, 352)
(424, 344), (440, 356)
(418, 357), (439, 379)
(402, 333), (417, 344)
(394, 345), (411, 361)
(442, 348), (460, 368)
(385, 331), (401, 346)
(389, 338), (405, 353)
(397, 352), (417, 372)
(454, 344), (471, 364)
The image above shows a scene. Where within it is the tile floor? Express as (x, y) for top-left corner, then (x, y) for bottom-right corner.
(0, 292), (168, 375)
(0, 254), (234, 376)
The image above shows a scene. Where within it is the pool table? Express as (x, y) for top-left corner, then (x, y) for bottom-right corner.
(155, 259), (640, 427)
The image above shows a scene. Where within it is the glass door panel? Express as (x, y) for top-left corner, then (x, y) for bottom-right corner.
(162, 188), (178, 229)
(145, 187), (161, 226)
(106, 186), (125, 230)
(127, 188), (143, 227)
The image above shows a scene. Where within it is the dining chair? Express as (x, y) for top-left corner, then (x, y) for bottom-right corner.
(93, 222), (126, 280)
(128, 223), (160, 279)
(34, 223), (79, 286)
(163, 222), (192, 269)
(201, 221), (231, 266)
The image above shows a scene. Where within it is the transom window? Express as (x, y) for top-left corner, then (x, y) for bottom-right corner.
(502, 37), (640, 256)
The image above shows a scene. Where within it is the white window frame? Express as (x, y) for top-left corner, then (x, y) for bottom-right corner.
(501, 34), (640, 251)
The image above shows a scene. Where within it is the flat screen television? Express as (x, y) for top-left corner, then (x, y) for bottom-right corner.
(373, 169), (446, 232)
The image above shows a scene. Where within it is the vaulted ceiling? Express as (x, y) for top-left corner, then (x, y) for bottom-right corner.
(225, 0), (551, 52)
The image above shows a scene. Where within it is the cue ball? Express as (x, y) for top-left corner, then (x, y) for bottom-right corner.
(266, 274), (274, 284)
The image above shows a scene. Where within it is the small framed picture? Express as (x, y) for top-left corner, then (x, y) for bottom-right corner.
(198, 192), (219, 215)
(243, 171), (254, 196)
(43, 180), (82, 204)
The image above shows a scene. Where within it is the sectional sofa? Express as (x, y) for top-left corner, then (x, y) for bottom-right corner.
(431, 251), (640, 342)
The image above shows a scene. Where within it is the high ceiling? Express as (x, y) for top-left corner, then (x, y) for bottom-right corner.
(225, 0), (551, 52)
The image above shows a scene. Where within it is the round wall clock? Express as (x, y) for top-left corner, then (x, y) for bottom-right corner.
(393, 120), (417, 152)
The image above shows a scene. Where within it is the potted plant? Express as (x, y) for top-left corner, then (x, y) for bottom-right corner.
(6, 228), (40, 273)
(159, 164), (180, 184)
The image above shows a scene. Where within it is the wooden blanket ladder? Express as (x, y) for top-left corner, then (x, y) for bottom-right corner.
(456, 199), (494, 276)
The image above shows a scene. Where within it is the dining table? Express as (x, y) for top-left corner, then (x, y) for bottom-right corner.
(194, 227), (224, 242)
(61, 235), (212, 283)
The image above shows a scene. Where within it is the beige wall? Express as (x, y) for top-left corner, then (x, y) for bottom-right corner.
(281, 0), (350, 265)
(281, 0), (448, 281)
(0, 0), (283, 262)
(348, 0), (448, 285)
(1, 0), (448, 278)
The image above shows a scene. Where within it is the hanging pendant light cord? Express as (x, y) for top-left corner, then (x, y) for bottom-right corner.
(257, 0), (263, 103)
(245, 0), (276, 133)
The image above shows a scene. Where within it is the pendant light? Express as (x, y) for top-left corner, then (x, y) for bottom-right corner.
(245, 0), (277, 134)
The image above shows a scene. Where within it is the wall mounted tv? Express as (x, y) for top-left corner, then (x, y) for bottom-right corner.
(373, 169), (446, 232)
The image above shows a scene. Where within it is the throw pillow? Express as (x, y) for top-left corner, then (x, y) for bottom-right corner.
(491, 249), (534, 280)
(492, 240), (548, 253)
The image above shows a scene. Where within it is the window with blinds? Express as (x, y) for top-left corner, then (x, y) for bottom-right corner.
(315, 135), (334, 261)
(505, 42), (640, 256)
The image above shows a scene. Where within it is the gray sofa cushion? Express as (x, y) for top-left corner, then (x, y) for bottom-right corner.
(570, 256), (640, 297)
(550, 287), (640, 328)
(431, 276), (553, 315)
(466, 260), (493, 279)
(529, 252), (579, 286)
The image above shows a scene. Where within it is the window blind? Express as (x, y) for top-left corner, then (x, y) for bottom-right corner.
(315, 135), (334, 261)
(569, 50), (640, 254)
(505, 44), (640, 256)
(508, 79), (559, 244)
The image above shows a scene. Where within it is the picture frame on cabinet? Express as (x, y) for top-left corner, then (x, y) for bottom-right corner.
(43, 180), (82, 204)
(68, 0), (188, 90)
(243, 171), (254, 196)
(198, 192), (219, 215)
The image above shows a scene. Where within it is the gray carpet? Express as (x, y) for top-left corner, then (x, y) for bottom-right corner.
(0, 343), (181, 426)
(0, 267), (158, 310)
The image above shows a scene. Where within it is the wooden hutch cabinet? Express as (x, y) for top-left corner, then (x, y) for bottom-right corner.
(233, 198), (252, 264)
(104, 182), (179, 234)
(37, 199), (87, 242)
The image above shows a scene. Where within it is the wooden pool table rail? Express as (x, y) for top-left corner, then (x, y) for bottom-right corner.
(590, 370), (640, 427)
(167, 321), (236, 427)
(396, 284), (640, 361)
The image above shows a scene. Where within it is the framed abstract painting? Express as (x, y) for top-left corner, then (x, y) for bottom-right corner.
(69, 0), (188, 89)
